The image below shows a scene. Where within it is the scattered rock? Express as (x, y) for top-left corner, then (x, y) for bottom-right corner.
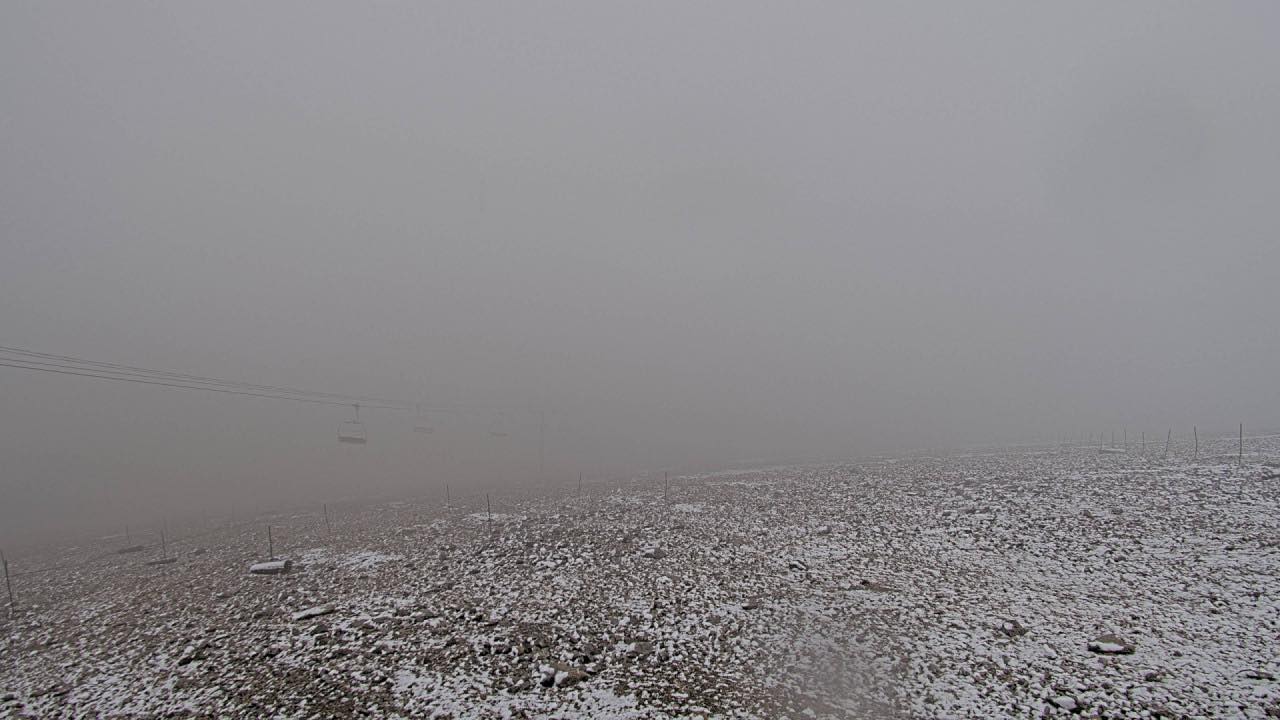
(177, 641), (210, 666)
(1050, 695), (1079, 712)
(625, 641), (654, 659)
(537, 662), (588, 688)
(1087, 634), (1135, 655)
(998, 619), (1028, 638)
(291, 606), (334, 621)
(858, 578), (895, 593)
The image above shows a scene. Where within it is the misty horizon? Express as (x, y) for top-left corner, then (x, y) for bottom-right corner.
(3, 3), (1278, 537)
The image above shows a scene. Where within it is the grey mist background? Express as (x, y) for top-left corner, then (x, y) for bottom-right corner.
(2, 2), (1277, 539)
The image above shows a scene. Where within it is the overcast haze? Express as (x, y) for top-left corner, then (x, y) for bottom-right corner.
(2, 2), (1278, 539)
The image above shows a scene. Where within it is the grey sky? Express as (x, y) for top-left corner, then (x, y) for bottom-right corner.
(2, 2), (1277, 537)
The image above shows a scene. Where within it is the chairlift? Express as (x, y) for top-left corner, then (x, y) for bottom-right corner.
(338, 403), (368, 444)
(413, 403), (434, 434)
(488, 413), (510, 438)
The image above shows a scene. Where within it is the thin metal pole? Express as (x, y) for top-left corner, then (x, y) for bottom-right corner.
(2, 550), (14, 616)
(1164, 429), (1171, 458)
(1239, 423), (1244, 466)
(664, 471), (669, 502)
(323, 503), (331, 534)
(1194, 426), (1198, 459)
(578, 472), (583, 496)
(486, 494), (492, 528)
(445, 483), (450, 506)
(267, 525), (274, 561)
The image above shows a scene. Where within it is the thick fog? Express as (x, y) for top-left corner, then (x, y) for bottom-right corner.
(2, 3), (1277, 540)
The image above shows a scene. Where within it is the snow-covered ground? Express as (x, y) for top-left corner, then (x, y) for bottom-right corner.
(2, 438), (1277, 718)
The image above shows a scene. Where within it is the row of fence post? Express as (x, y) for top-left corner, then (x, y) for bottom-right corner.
(1090, 425), (1248, 465)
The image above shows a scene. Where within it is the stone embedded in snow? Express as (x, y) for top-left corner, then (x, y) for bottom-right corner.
(340, 550), (403, 570)
(641, 547), (667, 559)
(556, 666), (587, 687)
(291, 605), (334, 621)
(815, 525), (832, 535)
(536, 662), (587, 688)
(1050, 695), (1079, 712)
(248, 559), (292, 575)
(176, 641), (210, 666)
(1087, 634), (1135, 654)
(998, 619), (1028, 637)
(788, 559), (809, 571)
(145, 557), (177, 567)
(858, 578), (895, 592)
(625, 641), (654, 659)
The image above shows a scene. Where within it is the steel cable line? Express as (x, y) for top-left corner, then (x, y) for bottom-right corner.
(0, 344), (396, 405)
(0, 343), (547, 415)
(0, 356), (387, 405)
(0, 360), (408, 409)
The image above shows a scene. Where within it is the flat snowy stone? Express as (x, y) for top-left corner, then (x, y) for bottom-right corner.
(249, 559), (292, 575)
(1051, 695), (1078, 711)
(1087, 634), (1135, 654)
(291, 605), (334, 621)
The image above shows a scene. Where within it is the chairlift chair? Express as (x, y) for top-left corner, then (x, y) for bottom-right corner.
(488, 412), (510, 438)
(338, 403), (368, 444)
(413, 403), (434, 434)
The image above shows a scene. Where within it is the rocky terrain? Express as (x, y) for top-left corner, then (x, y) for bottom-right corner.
(2, 436), (1277, 718)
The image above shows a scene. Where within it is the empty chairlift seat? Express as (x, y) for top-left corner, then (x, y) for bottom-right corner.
(338, 404), (368, 444)
(338, 420), (367, 444)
